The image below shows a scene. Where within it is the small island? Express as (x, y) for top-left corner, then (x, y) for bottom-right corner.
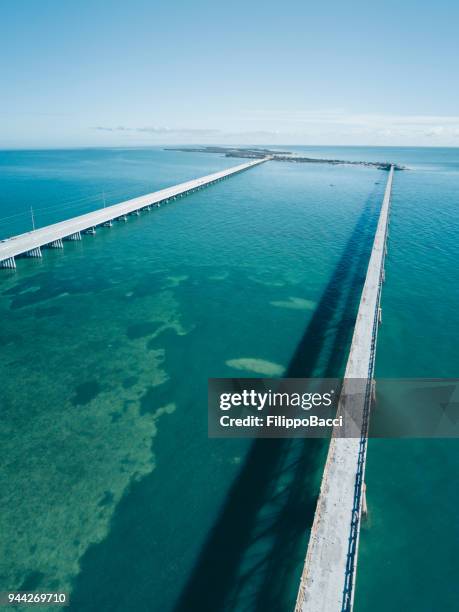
(166, 146), (405, 171)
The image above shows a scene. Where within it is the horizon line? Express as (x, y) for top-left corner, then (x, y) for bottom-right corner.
(1, 143), (459, 152)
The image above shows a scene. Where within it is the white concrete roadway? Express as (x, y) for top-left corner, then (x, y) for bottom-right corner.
(0, 157), (266, 267)
(295, 166), (394, 612)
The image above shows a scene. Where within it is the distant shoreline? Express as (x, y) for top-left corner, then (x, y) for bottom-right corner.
(165, 146), (405, 171)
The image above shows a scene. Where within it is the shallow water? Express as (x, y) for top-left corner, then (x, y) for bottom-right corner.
(0, 147), (457, 611)
(355, 149), (459, 612)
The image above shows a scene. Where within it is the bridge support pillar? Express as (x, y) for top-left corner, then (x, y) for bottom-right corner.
(103, 220), (113, 227)
(0, 257), (16, 269)
(131, 210), (140, 216)
(65, 232), (82, 241)
(47, 239), (63, 248)
(362, 483), (368, 517)
(84, 227), (96, 235)
(378, 307), (382, 324)
(24, 247), (42, 258)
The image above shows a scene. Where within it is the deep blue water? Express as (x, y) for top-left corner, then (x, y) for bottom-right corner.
(0, 146), (457, 611)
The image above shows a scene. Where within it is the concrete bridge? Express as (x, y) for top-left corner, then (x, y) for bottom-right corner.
(0, 157), (266, 269)
(295, 166), (394, 612)
(1, 156), (394, 610)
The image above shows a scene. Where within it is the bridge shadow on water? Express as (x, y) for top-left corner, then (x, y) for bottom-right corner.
(173, 187), (381, 612)
(68, 184), (381, 612)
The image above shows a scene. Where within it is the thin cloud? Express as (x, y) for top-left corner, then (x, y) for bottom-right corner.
(93, 126), (221, 135)
(230, 110), (459, 145)
(91, 114), (459, 146)
(239, 109), (459, 126)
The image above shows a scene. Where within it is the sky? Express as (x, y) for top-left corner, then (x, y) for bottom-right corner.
(1, 0), (458, 148)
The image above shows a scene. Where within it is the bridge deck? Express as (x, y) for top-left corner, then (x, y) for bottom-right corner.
(295, 166), (394, 612)
(0, 158), (266, 268)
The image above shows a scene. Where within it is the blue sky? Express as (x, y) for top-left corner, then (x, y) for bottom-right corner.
(1, 0), (458, 148)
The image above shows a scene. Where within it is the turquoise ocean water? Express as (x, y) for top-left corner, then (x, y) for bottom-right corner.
(0, 147), (457, 611)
